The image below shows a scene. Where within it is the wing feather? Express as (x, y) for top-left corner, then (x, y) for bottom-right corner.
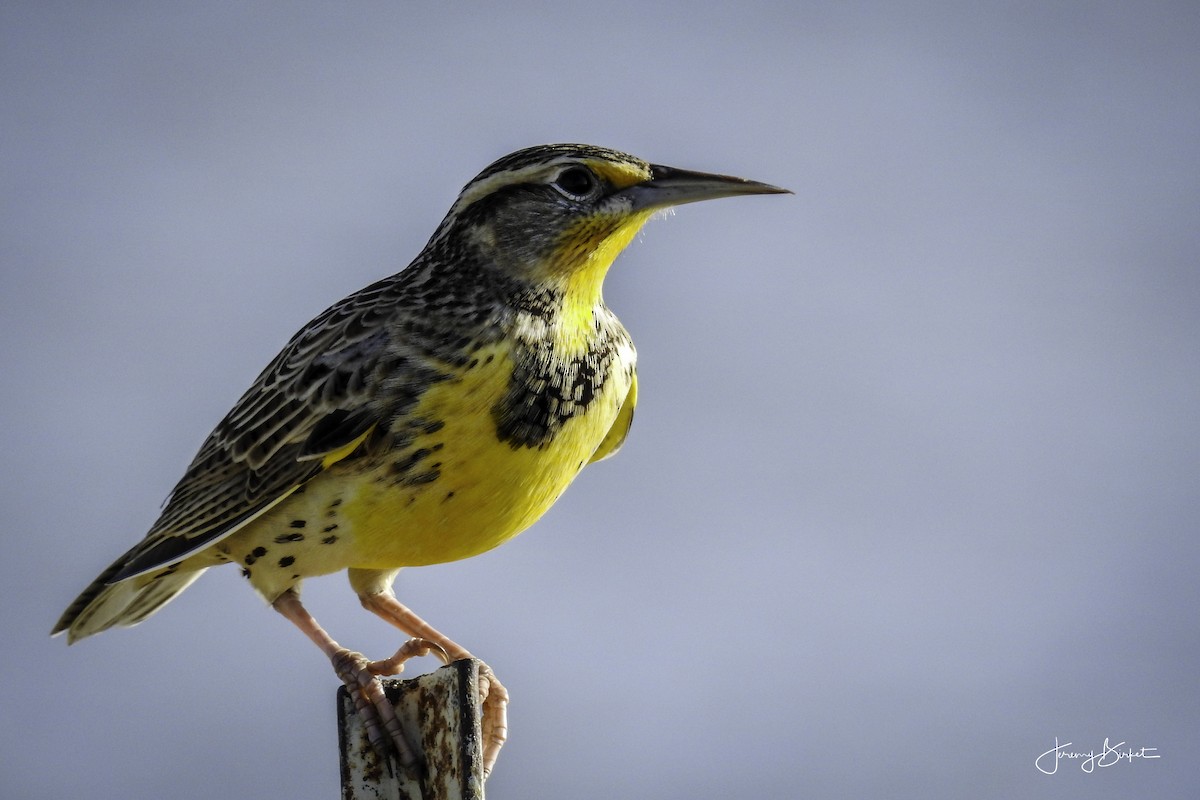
(589, 371), (637, 463)
(108, 278), (439, 583)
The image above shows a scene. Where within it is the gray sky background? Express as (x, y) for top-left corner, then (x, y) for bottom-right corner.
(3, 2), (1197, 798)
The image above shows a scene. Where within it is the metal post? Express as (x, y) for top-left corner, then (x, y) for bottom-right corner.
(338, 659), (485, 800)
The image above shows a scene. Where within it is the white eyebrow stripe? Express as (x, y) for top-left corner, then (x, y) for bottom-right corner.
(450, 160), (573, 215)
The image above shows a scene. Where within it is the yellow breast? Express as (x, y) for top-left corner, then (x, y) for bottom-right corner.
(335, 338), (634, 567)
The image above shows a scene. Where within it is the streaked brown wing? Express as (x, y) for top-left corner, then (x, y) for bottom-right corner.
(110, 278), (411, 582)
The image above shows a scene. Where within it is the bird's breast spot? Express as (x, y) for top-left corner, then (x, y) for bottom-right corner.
(243, 546), (268, 566)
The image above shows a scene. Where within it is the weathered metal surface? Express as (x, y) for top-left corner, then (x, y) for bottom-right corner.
(339, 659), (485, 800)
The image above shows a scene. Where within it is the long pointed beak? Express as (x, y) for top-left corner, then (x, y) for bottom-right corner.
(621, 164), (791, 212)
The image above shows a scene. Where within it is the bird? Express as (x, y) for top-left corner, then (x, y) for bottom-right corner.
(52, 143), (789, 777)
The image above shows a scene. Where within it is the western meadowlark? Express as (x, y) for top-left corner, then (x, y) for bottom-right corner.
(52, 143), (789, 776)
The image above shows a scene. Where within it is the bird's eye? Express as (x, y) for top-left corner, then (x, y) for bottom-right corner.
(552, 166), (598, 199)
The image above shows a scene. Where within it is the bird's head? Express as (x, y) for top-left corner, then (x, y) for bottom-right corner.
(431, 144), (789, 302)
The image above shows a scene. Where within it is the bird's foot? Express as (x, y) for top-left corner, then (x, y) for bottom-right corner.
(366, 637), (449, 676)
(344, 585), (511, 778)
(366, 639), (508, 779)
(474, 661), (509, 779)
(330, 647), (421, 773)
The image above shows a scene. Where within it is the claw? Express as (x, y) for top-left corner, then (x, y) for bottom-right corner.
(331, 647), (420, 772)
(475, 662), (509, 779)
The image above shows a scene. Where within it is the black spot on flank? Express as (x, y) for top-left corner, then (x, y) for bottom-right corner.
(322, 535), (339, 545)
(289, 519), (307, 529)
(392, 448), (433, 475)
(323, 524), (339, 533)
(278, 556), (295, 568)
(275, 532), (305, 543)
(403, 469), (440, 486)
(252, 547), (268, 557)
(244, 553), (257, 566)
(423, 420), (445, 434)
(329, 498), (343, 508)
(241, 568), (251, 578)
(443, 491), (455, 502)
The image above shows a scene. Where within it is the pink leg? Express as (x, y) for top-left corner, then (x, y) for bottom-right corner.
(357, 588), (509, 778)
(271, 588), (421, 772)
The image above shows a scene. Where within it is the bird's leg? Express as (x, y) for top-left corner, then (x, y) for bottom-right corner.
(270, 588), (422, 772)
(356, 586), (509, 779)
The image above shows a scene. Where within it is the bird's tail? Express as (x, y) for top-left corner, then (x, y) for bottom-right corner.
(52, 548), (206, 644)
